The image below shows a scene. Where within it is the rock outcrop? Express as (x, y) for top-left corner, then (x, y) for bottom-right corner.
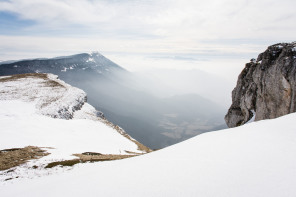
(225, 42), (296, 127)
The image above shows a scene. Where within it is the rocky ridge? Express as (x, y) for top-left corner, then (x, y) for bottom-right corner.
(225, 42), (296, 127)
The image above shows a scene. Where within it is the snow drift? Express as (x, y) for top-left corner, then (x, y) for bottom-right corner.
(1, 111), (296, 196)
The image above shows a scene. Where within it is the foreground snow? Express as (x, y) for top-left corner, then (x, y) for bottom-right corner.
(2, 112), (296, 196)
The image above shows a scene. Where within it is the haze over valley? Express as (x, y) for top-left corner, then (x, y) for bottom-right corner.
(0, 53), (228, 149)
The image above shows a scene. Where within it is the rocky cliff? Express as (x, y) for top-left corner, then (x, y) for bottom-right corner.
(225, 42), (296, 127)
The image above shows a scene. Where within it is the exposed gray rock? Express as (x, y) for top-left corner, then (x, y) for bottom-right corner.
(225, 42), (296, 127)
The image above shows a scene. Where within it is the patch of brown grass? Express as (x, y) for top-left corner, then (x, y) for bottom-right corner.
(0, 73), (47, 82)
(45, 153), (137, 168)
(74, 153), (135, 161)
(0, 146), (49, 171)
(0, 73), (64, 88)
(45, 160), (82, 168)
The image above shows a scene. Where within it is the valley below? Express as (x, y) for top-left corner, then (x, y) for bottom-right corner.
(0, 52), (227, 149)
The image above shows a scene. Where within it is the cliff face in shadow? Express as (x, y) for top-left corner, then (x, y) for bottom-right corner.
(225, 42), (296, 128)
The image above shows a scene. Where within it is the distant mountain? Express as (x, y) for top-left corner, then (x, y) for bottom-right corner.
(0, 52), (126, 82)
(0, 52), (226, 149)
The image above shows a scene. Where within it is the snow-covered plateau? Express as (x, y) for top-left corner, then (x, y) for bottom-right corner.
(0, 73), (148, 182)
(1, 73), (296, 196)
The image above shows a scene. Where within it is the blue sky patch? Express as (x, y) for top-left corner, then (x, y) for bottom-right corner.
(0, 11), (35, 35)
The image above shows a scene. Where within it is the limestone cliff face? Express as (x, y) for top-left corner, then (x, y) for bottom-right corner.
(225, 42), (296, 128)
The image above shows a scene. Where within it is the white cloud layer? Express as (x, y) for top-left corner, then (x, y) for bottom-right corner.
(1, 0), (295, 39)
(0, 0), (295, 79)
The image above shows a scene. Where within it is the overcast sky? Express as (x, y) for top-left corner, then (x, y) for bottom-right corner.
(0, 0), (295, 78)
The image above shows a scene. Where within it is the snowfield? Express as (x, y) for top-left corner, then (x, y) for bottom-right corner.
(0, 73), (86, 119)
(0, 100), (144, 156)
(0, 73), (147, 182)
(1, 112), (296, 196)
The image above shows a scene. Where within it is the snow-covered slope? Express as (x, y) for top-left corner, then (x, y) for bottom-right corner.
(1, 109), (296, 196)
(0, 73), (149, 181)
(0, 73), (86, 119)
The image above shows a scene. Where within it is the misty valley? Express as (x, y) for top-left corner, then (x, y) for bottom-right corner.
(0, 52), (228, 149)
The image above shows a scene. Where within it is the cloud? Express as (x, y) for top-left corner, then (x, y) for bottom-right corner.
(0, 0), (168, 36)
(1, 0), (295, 39)
(0, 0), (295, 77)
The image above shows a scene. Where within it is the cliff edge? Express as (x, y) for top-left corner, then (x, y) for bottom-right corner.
(225, 42), (296, 127)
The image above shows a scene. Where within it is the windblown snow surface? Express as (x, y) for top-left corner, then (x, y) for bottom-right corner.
(1, 111), (296, 196)
(0, 73), (146, 182)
